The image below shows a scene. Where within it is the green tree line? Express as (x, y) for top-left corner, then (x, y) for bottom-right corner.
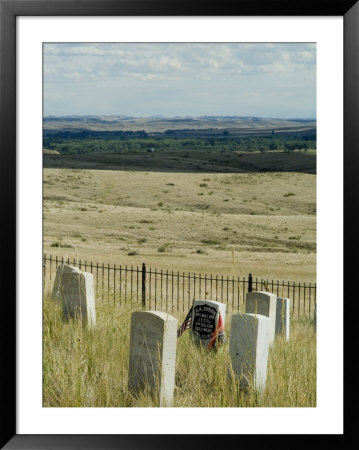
(43, 135), (316, 155)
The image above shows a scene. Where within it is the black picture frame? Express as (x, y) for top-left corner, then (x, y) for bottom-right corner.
(1, 0), (355, 448)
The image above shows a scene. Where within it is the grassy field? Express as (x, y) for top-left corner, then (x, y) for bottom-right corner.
(43, 151), (316, 282)
(43, 293), (316, 408)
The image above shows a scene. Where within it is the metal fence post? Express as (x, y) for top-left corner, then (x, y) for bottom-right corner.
(142, 263), (146, 307)
(248, 273), (253, 292)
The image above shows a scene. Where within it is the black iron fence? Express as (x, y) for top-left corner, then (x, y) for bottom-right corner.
(43, 254), (316, 319)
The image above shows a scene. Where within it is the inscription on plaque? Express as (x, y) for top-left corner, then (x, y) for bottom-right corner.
(192, 304), (217, 340)
(190, 300), (226, 349)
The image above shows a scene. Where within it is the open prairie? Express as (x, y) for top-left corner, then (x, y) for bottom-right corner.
(43, 151), (316, 282)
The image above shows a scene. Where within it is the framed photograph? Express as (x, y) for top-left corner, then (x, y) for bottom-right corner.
(1, 0), (355, 448)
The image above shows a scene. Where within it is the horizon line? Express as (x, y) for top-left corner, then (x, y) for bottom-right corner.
(43, 114), (317, 121)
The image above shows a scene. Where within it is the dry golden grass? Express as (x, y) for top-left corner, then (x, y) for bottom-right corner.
(43, 164), (316, 282)
(43, 292), (316, 408)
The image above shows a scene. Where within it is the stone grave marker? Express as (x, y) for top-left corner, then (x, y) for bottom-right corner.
(229, 313), (271, 391)
(51, 264), (82, 302)
(245, 291), (277, 345)
(128, 311), (177, 407)
(60, 271), (96, 329)
(191, 300), (226, 349)
(275, 297), (290, 340)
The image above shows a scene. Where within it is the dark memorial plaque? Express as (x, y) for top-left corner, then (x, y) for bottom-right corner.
(190, 300), (226, 349)
(192, 304), (217, 340)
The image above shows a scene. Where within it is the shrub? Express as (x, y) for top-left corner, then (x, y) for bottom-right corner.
(195, 249), (208, 255)
(50, 241), (73, 248)
(200, 239), (221, 245)
(157, 243), (171, 253)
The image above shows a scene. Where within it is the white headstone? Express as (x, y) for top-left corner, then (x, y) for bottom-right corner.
(245, 291), (277, 345)
(191, 300), (226, 349)
(51, 264), (82, 302)
(128, 311), (177, 407)
(61, 271), (96, 329)
(276, 297), (290, 340)
(229, 313), (271, 391)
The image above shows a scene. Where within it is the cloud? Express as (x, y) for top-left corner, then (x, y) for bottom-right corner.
(43, 43), (316, 117)
(44, 42), (316, 84)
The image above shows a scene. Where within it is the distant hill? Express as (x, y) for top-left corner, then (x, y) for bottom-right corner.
(43, 115), (316, 134)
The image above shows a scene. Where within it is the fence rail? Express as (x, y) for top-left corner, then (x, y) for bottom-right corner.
(43, 255), (316, 318)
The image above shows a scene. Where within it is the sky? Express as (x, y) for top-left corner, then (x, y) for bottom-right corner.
(43, 42), (316, 119)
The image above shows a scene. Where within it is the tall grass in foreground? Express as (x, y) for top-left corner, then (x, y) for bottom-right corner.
(43, 293), (316, 407)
